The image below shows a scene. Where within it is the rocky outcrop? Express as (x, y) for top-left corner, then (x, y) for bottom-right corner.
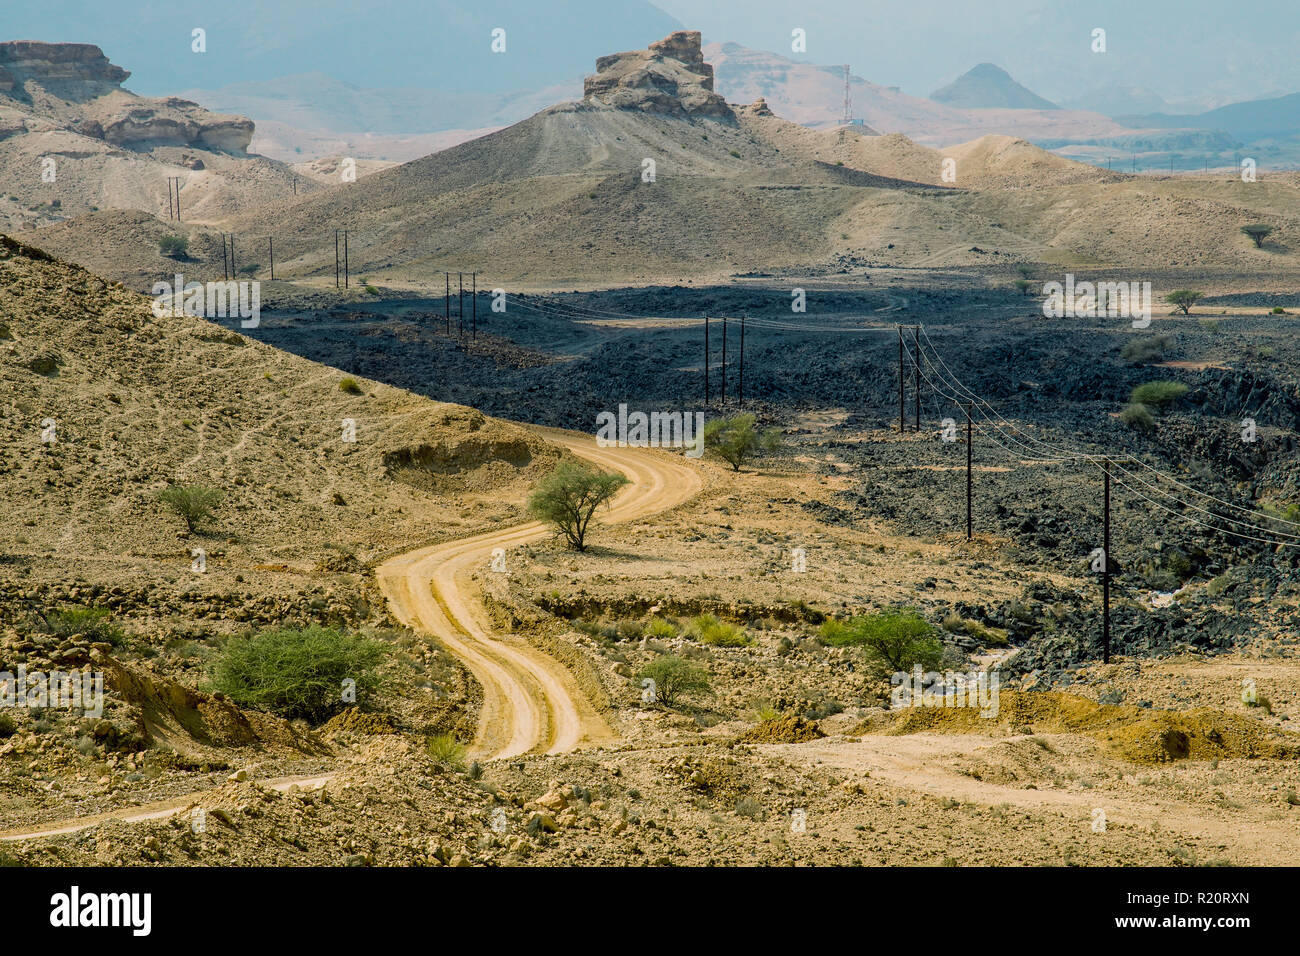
(98, 97), (254, 152)
(0, 41), (254, 154)
(583, 30), (733, 120)
(0, 41), (129, 101)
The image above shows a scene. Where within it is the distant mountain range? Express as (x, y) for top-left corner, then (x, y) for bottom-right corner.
(931, 64), (1058, 110)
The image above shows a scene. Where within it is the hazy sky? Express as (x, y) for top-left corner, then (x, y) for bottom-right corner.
(654, 0), (1300, 108)
(5, 0), (1299, 110)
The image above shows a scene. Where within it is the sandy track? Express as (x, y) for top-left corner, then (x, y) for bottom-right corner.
(2, 429), (701, 841)
(376, 428), (703, 759)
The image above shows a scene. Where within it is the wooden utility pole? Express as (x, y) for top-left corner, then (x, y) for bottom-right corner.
(965, 403), (973, 541)
(704, 316), (710, 407)
(913, 325), (920, 432)
(1103, 459), (1111, 664)
(898, 325), (905, 434)
(739, 315), (745, 408)
(721, 316), (727, 407)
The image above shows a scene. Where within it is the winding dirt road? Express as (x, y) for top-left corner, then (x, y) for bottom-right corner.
(377, 427), (703, 759)
(0, 429), (702, 841)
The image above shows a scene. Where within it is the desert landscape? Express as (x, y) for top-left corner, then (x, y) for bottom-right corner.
(0, 4), (1295, 921)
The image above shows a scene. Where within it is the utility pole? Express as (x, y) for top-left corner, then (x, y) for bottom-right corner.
(458, 272), (464, 338)
(739, 315), (745, 408)
(175, 179), (181, 221)
(965, 402), (973, 541)
(343, 230), (349, 289)
(898, 325), (905, 434)
(704, 316), (710, 407)
(167, 181), (173, 221)
(444, 272), (450, 334)
(913, 325), (920, 432)
(1103, 459), (1111, 664)
(229, 234), (236, 277)
(721, 317), (728, 407)
(268, 237), (274, 280)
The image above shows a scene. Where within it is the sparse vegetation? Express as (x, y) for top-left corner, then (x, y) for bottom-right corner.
(703, 413), (781, 471)
(1120, 402), (1156, 431)
(636, 655), (710, 708)
(818, 609), (944, 676)
(157, 483), (223, 534)
(210, 626), (387, 723)
(43, 606), (125, 647)
(339, 377), (363, 394)
(1241, 224), (1274, 248)
(527, 462), (629, 551)
(1121, 335), (1171, 364)
(1130, 380), (1188, 410)
(426, 734), (467, 768)
(687, 613), (751, 647)
(158, 235), (189, 259)
(1164, 290), (1204, 315)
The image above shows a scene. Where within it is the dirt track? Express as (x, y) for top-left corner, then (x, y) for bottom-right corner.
(0, 429), (702, 841)
(377, 428), (704, 759)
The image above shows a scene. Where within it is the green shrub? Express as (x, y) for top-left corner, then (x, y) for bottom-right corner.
(157, 483), (222, 534)
(1272, 306), (1286, 314)
(426, 733), (467, 767)
(158, 235), (189, 259)
(644, 617), (677, 639)
(210, 626), (386, 723)
(45, 606), (125, 646)
(817, 609), (943, 676)
(1120, 402), (1155, 431)
(1130, 381), (1188, 410)
(1120, 335), (1171, 364)
(616, 619), (645, 642)
(703, 414), (782, 471)
(339, 377), (363, 394)
(687, 613), (750, 647)
(636, 655), (710, 708)
(0, 714), (16, 739)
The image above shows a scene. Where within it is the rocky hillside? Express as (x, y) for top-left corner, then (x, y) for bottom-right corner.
(0, 232), (561, 581)
(0, 42), (314, 232)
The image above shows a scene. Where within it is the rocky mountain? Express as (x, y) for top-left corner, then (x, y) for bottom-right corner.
(931, 64), (1059, 111)
(584, 31), (731, 120)
(0, 42), (310, 232)
(0, 42), (253, 152)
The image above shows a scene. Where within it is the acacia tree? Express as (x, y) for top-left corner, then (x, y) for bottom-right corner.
(1242, 224), (1274, 248)
(703, 413), (782, 471)
(1164, 290), (1204, 315)
(527, 461), (628, 551)
(157, 483), (222, 534)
